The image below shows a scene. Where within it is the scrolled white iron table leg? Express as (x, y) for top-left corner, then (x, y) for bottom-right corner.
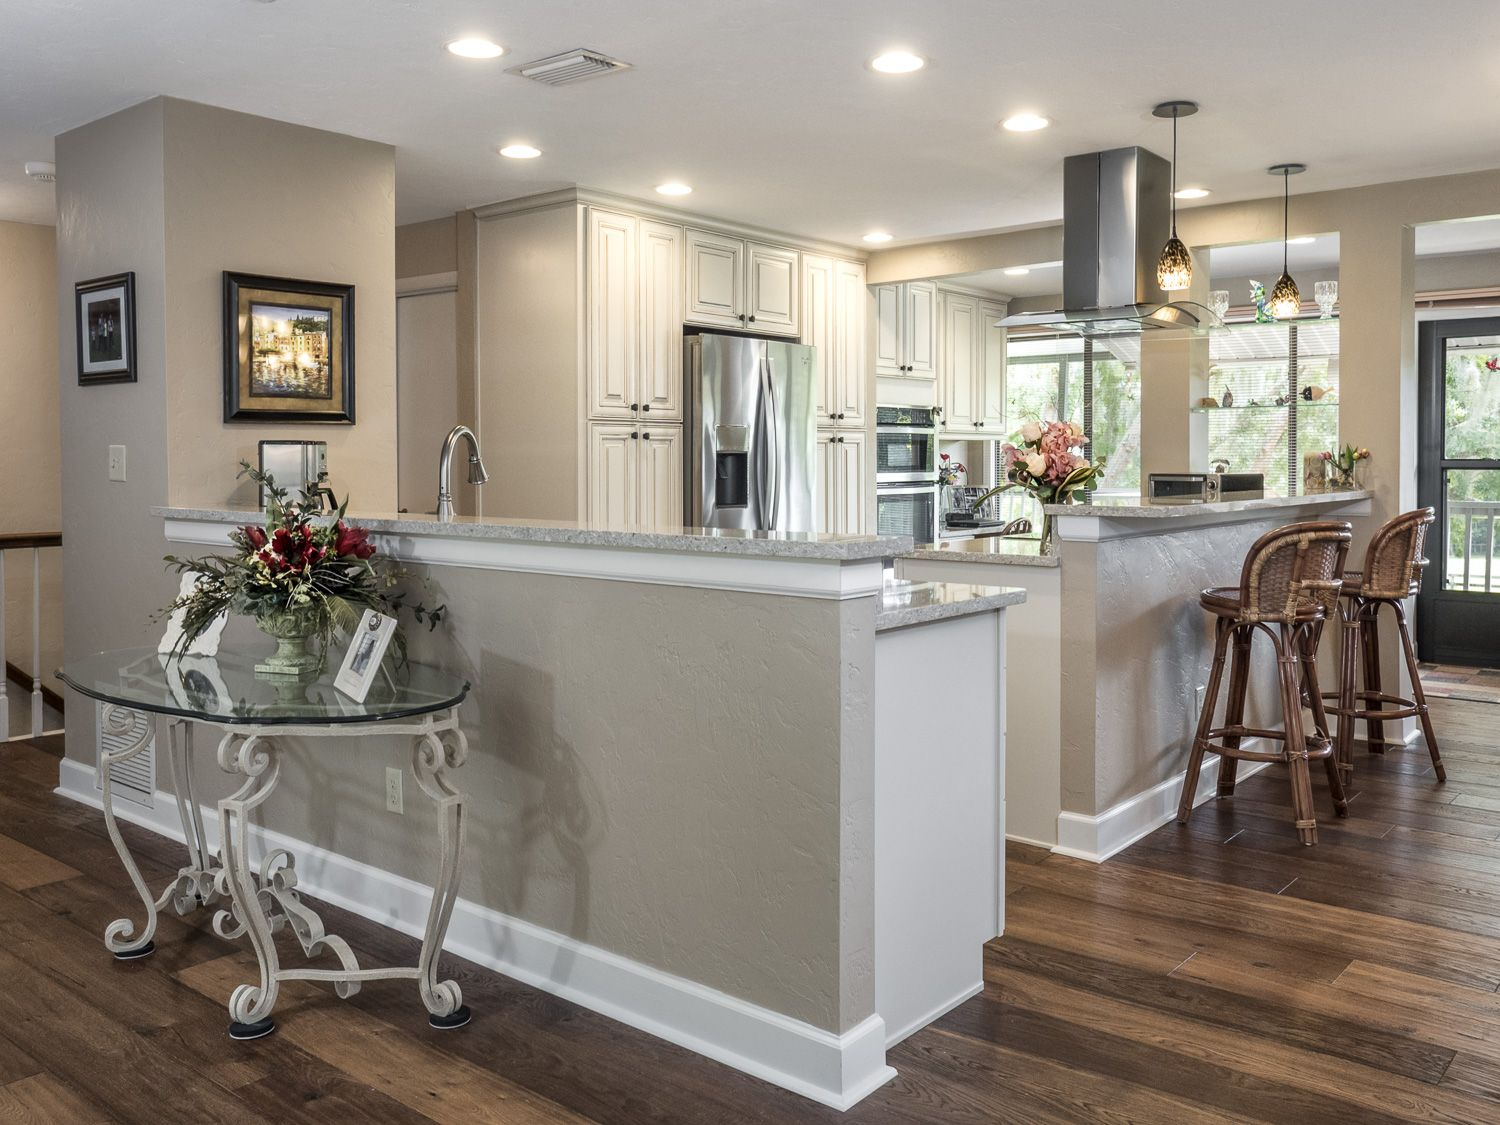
(98, 704), (163, 959)
(412, 722), (470, 1029)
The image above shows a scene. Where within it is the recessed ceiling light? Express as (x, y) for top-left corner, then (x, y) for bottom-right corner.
(870, 50), (925, 74)
(1001, 113), (1050, 132)
(1287, 236), (1316, 245)
(1003, 266), (1030, 276)
(1174, 187), (1211, 200)
(446, 37), (504, 59)
(655, 182), (692, 196)
(498, 144), (541, 159)
(863, 231), (894, 244)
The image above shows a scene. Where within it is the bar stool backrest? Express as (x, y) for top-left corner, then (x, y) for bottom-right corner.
(1359, 508), (1435, 599)
(1237, 521), (1353, 624)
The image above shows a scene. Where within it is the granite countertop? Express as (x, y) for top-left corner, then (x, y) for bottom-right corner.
(900, 536), (1060, 569)
(875, 577), (1027, 631)
(1042, 490), (1373, 519)
(154, 506), (912, 562)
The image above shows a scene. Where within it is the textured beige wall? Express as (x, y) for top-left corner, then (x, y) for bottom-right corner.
(396, 291), (457, 513)
(0, 220), (62, 701)
(138, 557), (878, 1033)
(55, 100), (178, 760)
(396, 216), (457, 279)
(162, 99), (397, 510)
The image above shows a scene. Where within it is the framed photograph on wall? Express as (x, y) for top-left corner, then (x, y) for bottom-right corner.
(223, 271), (355, 424)
(75, 272), (137, 385)
(334, 608), (397, 702)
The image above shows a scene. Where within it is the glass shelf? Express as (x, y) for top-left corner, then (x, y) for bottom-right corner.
(1191, 401), (1339, 413)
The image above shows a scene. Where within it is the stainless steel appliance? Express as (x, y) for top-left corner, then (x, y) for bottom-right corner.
(1147, 471), (1266, 504)
(257, 440), (328, 508)
(876, 482), (939, 543)
(685, 334), (817, 532)
(875, 405), (938, 483)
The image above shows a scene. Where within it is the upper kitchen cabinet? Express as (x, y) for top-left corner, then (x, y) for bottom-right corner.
(978, 299), (1008, 429)
(802, 255), (868, 429)
(588, 210), (682, 422)
(873, 281), (936, 379)
(685, 229), (800, 336)
(936, 288), (1009, 437)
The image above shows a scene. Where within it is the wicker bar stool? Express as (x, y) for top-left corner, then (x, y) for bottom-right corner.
(1324, 508), (1445, 786)
(1177, 521), (1353, 845)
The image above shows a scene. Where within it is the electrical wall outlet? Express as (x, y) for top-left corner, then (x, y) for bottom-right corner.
(1195, 684), (1206, 715)
(107, 445), (126, 482)
(385, 766), (403, 814)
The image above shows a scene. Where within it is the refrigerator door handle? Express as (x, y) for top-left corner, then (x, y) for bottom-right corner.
(760, 356), (780, 529)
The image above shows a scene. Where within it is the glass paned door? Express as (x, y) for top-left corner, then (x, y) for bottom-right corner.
(1417, 319), (1500, 665)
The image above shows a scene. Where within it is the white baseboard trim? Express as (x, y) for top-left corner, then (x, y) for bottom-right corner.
(1053, 752), (1272, 864)
(884, 981), (983, 1049)
(55, 758), (895, 1111)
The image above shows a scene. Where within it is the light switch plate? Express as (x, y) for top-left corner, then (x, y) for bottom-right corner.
(108, 445), (126, 482)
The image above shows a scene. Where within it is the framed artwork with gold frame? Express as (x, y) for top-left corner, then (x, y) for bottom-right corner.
(223, 272), (355, 424)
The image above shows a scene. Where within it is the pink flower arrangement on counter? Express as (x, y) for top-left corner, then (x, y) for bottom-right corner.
(999, 419), (1106, 504)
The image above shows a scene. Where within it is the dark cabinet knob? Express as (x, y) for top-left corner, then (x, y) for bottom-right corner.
(630, 402), (639, 411)
(748, 315), (756, 323)
(641, 403), (651, 412)
(837, 436), (846, 443)
(837, 413), (845, 420)
(642, 431), (652, 440)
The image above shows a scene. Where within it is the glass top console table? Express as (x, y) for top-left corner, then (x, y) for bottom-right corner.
(58, 646), (473, 1041)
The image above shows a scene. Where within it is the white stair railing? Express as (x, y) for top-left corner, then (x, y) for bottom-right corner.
(1, 531), (62, 740)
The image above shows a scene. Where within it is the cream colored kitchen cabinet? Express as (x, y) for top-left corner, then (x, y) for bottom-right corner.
(979, 299), (1008, 430)
(873, 281), (936, 380)
(815, 429), (867, 534)
(940, 291), (980, 433)
(588, 211), (683, 422)
(587, 209), (638, 419)
(588, 422), (683, 531)
(802, 255), (868, 428)
(638, 221), (684, 419)
(685, 229), (799, 336)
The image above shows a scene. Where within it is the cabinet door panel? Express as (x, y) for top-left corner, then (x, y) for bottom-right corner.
(941, 292), (980, 432)
(637, 425), (683, 531)
(979, 300), (1009, 429)
(838, 432), (867, 535)
(834, 259), (868, 427)
(905, 282), (937, 379)
(746, 242), (800, 336)
(802, 255), (839, 424)
(587, 209), (638, 419)
(685, 229), (743, 329)
(873, 283), (903, 376)
(588, 423), (639, 530)
(639, 221), (684, 420)
(815, 430), (840, 535)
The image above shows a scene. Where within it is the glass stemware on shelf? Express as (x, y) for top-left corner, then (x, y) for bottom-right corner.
(1314, 279), (1338, 319)
(1209, 289), (1230, 321)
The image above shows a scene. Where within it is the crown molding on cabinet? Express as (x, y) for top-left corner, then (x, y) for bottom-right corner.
(471, 187), (869, 262)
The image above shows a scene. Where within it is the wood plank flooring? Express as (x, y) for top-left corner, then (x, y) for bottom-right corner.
(0, 698), (1497, 1123)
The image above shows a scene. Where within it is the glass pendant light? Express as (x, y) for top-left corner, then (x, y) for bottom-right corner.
(1267, 163), (1307, 319)
(1153, 101), (1198, 292)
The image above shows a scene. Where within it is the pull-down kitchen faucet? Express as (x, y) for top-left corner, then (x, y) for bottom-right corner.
(437, 425), (488, 521)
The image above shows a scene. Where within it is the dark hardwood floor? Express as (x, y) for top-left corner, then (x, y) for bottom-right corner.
(2, 698), (1498, 1123)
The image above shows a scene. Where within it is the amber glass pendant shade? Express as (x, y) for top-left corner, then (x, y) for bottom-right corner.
(1158, 235), (1193, 291)
(1269, 272), (1301, 318)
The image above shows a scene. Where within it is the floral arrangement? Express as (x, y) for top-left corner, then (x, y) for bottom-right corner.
(160, 464), (443, 666)
(1321, 444), (1370, 489)
(998, 420), (1105, 504)
(937, 453), (967, 486)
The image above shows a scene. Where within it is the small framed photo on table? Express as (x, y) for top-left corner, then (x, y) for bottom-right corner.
(75, 272), (137, 385)
(335, 609), (397, 702)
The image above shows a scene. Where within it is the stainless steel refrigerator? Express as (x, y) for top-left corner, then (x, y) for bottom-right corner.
(685, 334), (817, 532)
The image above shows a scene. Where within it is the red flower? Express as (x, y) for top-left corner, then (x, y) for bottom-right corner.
(242, 525), (267, 549)
(334, 520), (376, 561)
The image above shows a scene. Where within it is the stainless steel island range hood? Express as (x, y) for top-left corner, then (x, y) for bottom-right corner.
(1000, 146), (1221, 336)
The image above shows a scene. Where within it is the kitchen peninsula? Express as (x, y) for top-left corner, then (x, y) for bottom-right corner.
(125, 505), (1024, 1110)
(897, 490), (1374, 857)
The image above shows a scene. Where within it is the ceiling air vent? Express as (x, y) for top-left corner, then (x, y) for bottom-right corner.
(509, 49), (632, 86)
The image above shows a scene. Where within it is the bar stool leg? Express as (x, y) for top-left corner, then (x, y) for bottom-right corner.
(1216, 626), (1252, 798)
(1277, 625), (1319, 846)
(1393, 601), (1446, 782)
(1179, 618), (1231, 824)
(1361, 603), (1387, 753)
(1300, 627), (1348, 817)
(1335, 602), (1360, 789)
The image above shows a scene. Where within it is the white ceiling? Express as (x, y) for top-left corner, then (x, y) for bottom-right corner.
(5, 1), (1500, 243)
